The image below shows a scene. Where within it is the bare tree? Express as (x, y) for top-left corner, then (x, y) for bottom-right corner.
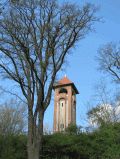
(88, 104), (112, 127)
(0, 1), (5, 14)
(0, 99), (26, 135)
(0, 0), (98, 158)
(0, 0), (10, 14)
(43, 123), (51, 135)
(97, 43), (120, 83)
(88, 102), (120, 127)
(87, 81), (120, 128)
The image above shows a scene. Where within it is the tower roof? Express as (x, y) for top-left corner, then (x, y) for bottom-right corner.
(58, 76), (72, 85)
(53, 76), (79, 94)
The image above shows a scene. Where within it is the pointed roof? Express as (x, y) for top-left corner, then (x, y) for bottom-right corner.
(53, 76), (79, 94)
(58, 76), (72, 85)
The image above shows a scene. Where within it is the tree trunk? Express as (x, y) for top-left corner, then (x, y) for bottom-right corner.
(27, 109), (38, 159)
(38, 109), (44, 159)
(27, 108), (44, 159)
(28, 145), (39, 159)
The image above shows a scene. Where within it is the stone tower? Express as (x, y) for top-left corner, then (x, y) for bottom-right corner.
(53, 76), (79, 132)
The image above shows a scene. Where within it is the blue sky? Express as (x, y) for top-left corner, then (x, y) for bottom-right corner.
(44, 0), (120, 130)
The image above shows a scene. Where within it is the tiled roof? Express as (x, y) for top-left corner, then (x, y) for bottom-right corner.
(53, 76), (79, 94)
(58, 76), (72, 85)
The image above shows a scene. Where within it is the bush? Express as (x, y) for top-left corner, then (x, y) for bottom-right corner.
(0, 134), (27, 159)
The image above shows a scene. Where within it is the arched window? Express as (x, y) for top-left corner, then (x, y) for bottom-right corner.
(59, 98), (65, 131)
(59, 88), (68, 94)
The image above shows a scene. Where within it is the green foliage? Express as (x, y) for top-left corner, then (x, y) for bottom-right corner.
(65, 124), (82, 135)
(0, 134), (27, 159)
(0, 123), (120, 159)
(43, 123), (120, 159)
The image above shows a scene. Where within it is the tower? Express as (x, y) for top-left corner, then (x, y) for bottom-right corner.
(53, 76), (79, 132)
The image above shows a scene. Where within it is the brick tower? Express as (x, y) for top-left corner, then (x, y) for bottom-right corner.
(53, 76), (79, 132)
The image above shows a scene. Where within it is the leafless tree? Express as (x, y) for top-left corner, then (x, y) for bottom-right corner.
(87, 81), (120, 128)
(88, 103), (120, 127)
(0, 0), (9, 14)
(0, 0), (98, 158)
(0, 99), (26, 135)
(97, 43), (120, 83)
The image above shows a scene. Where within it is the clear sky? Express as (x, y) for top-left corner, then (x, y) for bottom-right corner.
(44, 0), (120, 130)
